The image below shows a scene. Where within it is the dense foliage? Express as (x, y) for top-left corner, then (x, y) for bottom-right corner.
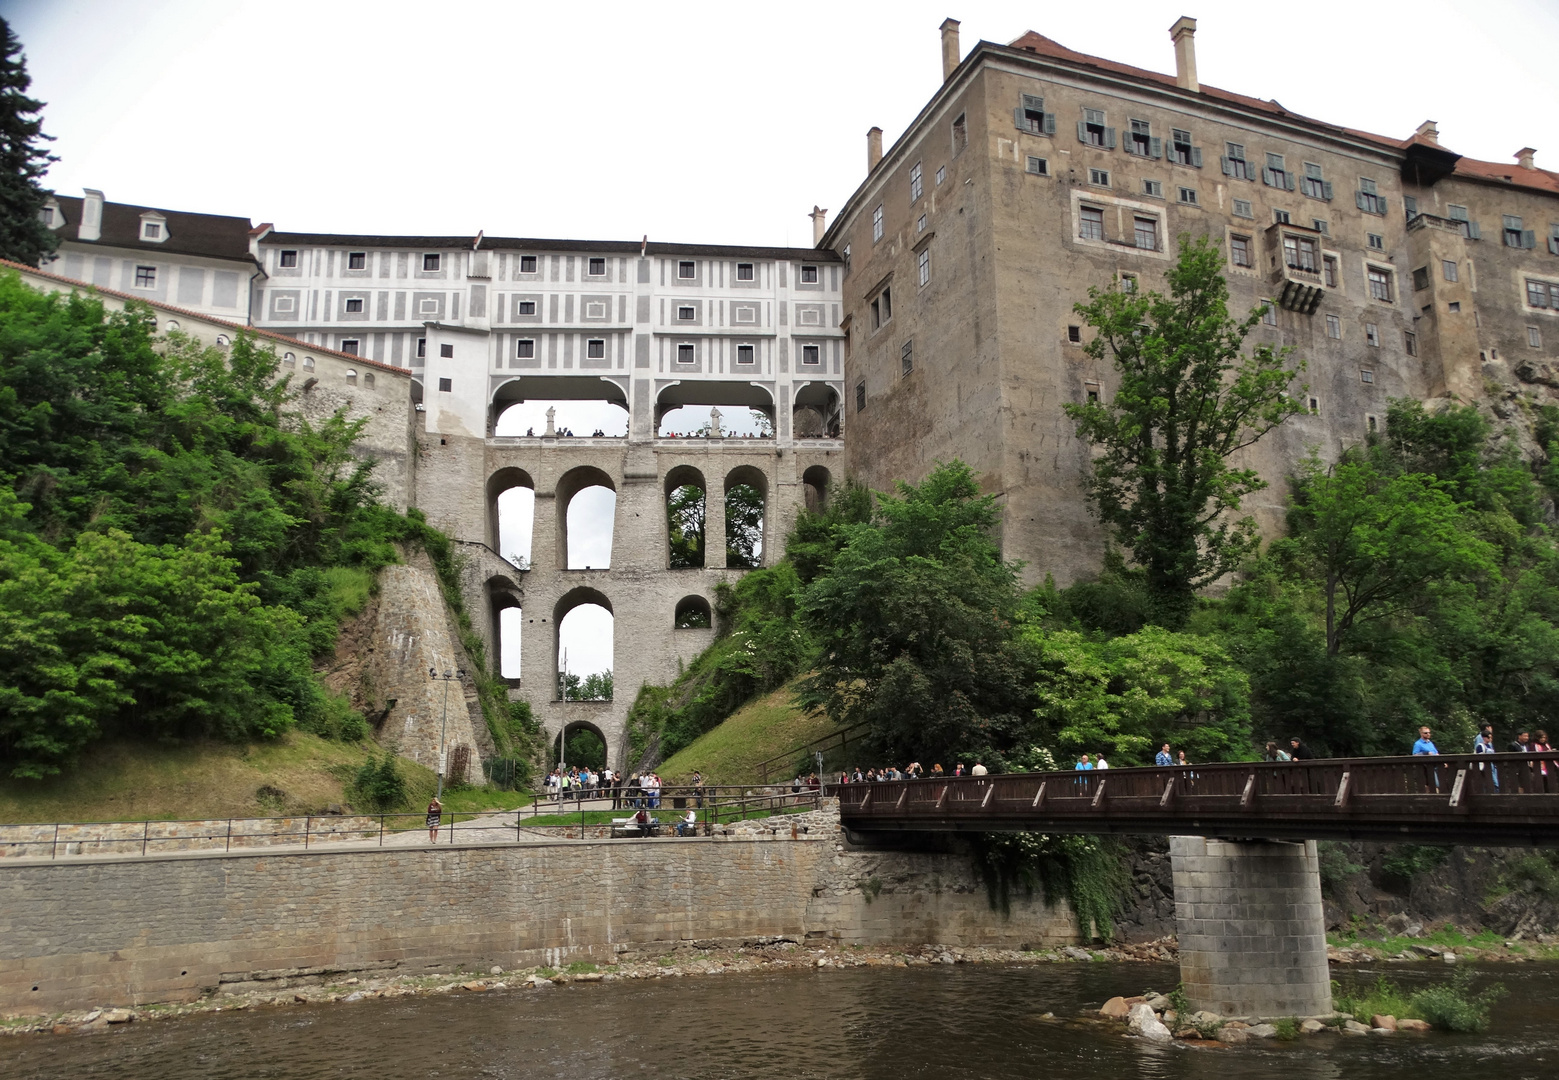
(0, 20), (56, 266)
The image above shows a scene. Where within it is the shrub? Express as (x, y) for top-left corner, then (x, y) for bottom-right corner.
(1410, 967), (1505, 1033)
(353, 752), (407, 811)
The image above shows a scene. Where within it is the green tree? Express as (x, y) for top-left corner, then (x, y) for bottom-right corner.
(798, 461), (1034, 766)
(0, 20), (55, 266)
(666, 484), (705, 568)
(725, 483), (764, 568)
(1065, 235), (1305, 625)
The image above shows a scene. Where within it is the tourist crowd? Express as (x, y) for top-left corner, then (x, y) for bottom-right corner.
(544, 767), (708, 808)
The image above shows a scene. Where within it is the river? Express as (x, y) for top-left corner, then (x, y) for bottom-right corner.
(3, 961), (1556, 1079)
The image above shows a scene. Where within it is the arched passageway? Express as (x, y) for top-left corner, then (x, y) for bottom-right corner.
(486, 573), (524, 680)
(556, 465), (616, 569)
(802, 465), (831, 513)
(656, 381), (775, 437)
(554, 586), (613, 701)
(551, 721), (608, 771)
(487, 466), (535, 566)
(724, 465), (768, 569)
(492, 375), (629, 437)
(793, 381), (842, 438)
(664, 464), (707, 568)
(674, 594), (713, 629)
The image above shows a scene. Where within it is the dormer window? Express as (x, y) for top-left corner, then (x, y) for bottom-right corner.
(39, 199), (63, 229)
(139, 213), (167, 242)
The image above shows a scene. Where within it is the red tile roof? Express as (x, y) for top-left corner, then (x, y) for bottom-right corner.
(0, 258), (411, 377)
(1447, 155), (1559, 196)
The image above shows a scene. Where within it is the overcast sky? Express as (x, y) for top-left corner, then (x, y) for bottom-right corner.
(9, 0), (1556, 682)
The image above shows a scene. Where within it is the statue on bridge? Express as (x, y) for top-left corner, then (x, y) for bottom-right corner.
(709, 405), (722, 438)
(545, 406), (556, 437)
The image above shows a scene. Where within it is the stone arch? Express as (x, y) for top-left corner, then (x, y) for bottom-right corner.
(552, 719), (609, 771)
(486, 574), (523, 680)
(724, 464), (769, 569)
(664, 463), (707, 569)
(674, 594), (713, 629)
(655, 380), (776, 434)
(491, 374), (629, 436)
(793, 381), (842, 438)
(555, 465), (617, 569)
(553, 586), (613, 700)
(802, 465), (832, 513)
(486, 466), (536, 562)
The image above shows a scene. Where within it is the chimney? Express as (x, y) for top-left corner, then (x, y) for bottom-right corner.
(1517, 147), (1537, 170)
(1415, 120), (1440, 144)
(809, 206), (829, 246)
(1169, 16), (1198, 93)
(79, 188), (104, 242)
(940, 18), (961, 81)
(867, 126), (883, 171)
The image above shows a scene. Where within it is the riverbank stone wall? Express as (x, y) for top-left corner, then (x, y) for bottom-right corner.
(1170, 835), (1332, 1018)
(0, 830), (1076, 1013)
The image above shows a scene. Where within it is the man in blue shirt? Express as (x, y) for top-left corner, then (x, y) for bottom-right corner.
(1075, 754), (1094, 771)
(1155, 743), (1173, 767)
(1412, 727), (1438, 756)
(1473, 724), (1499, 791)
(1413, 726), (1440, 793)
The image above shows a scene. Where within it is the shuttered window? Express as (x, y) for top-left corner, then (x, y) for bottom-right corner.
(1126, 119), (1161, 158)
(1300, 162), (1333, 200)
(1504, 215), (1537, 248)
(1014, 94), (1056, 136)
(1170, 129), (1201, 167)
(1356, 178), (1388, 216)
(1222, 142), (1253, 180)
(1447, 204), (1481, 240)
(1263, 153), (1294, 190)
(1078, 108), (1115, 149)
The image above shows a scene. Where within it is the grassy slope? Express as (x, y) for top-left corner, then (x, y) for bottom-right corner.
(656, 680), (835, 785)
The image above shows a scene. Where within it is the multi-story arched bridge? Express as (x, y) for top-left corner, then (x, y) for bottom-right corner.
(833, 752), (1559, 1021)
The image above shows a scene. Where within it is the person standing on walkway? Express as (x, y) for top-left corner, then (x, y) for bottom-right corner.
(426, 797), (443, 843)
(1155, 744), (1173, 767)
(1509, 729), (1532, 793)
(1094, 754), (1109, 770)
(970, 762), (988, 777)
(1473, 724), (1500, 791)
(1288, 737), (1315, 760)
(1413, 726), (1440, 793)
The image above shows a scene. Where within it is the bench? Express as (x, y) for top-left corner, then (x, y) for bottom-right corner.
(610, 817), (660, 838)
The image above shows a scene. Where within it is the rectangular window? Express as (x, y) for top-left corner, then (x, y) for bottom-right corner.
(1143, 179), (1163, 198)
(1231, 235), (1252, 267)
(678, 260), (695, 278)
(1356, 178), (1387, 216)
(1081, 108), (1110, 148)
(879, 287), (891, 322)
(1264, 153), (1290, 190)
(855, 381), (866, 412)
(516, 339), (535, 359)
(1324, 256), (1339, 288)
(340, 339), (359, 355)
(1273, 209), (1291, 225)
(678, 305), (695, 320)
(1531, 327), (1544, 348)
(910, 161), (923, 201)
(1504, 215), (1526, 247)
(1326, 314), (1342, 338)
(438, 377), (452, 392)
(872, 205), (884, 242)
(1368, 233), (1385, 251)
(1283, 235), (1318, 271)
(737, 262), (754, 281)
(917, 247), (931, 286)
(1313, 218), (1329, 235)
(588, 257), (606, 276)
(279, 250), (298, 268)
(801, 265), (819, 283)
(1080, 206), (1105, 241)
(1309, 397), (1320, 415)
(1366, 322), (1380, 347)
(1170, 128), (1198, 167)
(736, 344), (755, 365)
(1404, 195), (1419, 219)
(1121, 275), (1137, 293)
(901, 339), (914, 377)
(676, 343), (695, 364)
(423, 253), (441, 272)
(519, 255), (538, 273)
(1232, 199), (1253, 219)
(1449, 301), (1461, 313)
(134, 265), (156, 288)
(274, 296), (295, 313)
(1300, 162), (1331, 200)
(1223, 142), (1253, 180)
(345, 297), (364, 312)
(1178, 187), (1198, 205)
(1413, 266), (1431, 291)
(1089, 168), (1110, 186)
(917, 214), (927, 232)
(1025, 155), (1048, 175)
(1528, 280), (1552, 308)
(1443, 260), (1459, 282)
(586, 339), (605, 359)
(1067, 325), (1082, 343)
(1128, 118), (1153, 156)
(419, 297), (439, 314)
(802, 344), (820, 365)
(1368, 266), (1394, 302)
(517, 300), (536, 315)
(1016, 93), (1050, 135)
(416, 337), (426, 358)
(1405, 330), (1419, 356)
(40, 206), (53, 225)
(1261, 301), (1277, 326)
(348, 251), (366, 270)
(952, 113), (968, 154)
(439, 343), (454, 358)
(935, 165), (945, 186)
(1360, 369), (1374, 384)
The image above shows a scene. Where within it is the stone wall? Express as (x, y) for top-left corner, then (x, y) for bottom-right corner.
(0, 829), (1075, 1013)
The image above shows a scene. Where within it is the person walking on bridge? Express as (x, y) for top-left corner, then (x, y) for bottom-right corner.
(1155, 744), (1173, 767)
(1474, 724), (1500, 792)
(1288, 737), (1315, 760)
(1413, 726), (1441, 793)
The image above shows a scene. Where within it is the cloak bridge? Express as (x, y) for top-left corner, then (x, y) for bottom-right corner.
(833, 752), (1559, 1020)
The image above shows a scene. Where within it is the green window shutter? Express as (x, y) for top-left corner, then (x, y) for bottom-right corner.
(1468, 221), (1481, 239)
(1191, 146), (1203, 168)
(1377, 194), (1387, 213)
(1221, 155), (1233, 176)
(1150, 137), (1162, 159)
(1355, 191), (1369, 211)
(1322, 180), (1334, 200)
(1549, 236), (1559, 255)
(1524, 229), (1538, 249)
(1044, 114), (1056, 135)
(1263, 167), (1276, 186)
(1104, 127), (1117, 149)
(1022, 94), (1044, 112)
(1014, 107), (1028, 131)
(1286, 172), (1297, 192)
(1077, 120), (1089, 143)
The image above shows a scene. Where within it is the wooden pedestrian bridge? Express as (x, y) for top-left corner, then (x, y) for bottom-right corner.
(832, 751), (1559, 847)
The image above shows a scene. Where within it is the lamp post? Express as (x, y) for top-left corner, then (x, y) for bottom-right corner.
(429, 667), (466, 799)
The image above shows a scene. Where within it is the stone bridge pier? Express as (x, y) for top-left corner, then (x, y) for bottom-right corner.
(1169, 836), (1332, 1018)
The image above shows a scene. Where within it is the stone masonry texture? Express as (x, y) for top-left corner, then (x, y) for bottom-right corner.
(0, 834), (1075, 1013)
(1169, 835), (1332, 1018)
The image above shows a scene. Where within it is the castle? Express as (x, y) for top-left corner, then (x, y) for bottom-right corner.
(22, 17), (1559, 769)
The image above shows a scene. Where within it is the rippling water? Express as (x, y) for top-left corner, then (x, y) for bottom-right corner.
(3, 962), (1557, 1079)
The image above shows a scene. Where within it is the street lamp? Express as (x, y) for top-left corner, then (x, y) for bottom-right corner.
(429, 667), (466, 799)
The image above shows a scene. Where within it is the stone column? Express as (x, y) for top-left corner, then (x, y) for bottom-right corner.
(1170, 836), (1332, 1019)
(705, 476), (727, 569)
